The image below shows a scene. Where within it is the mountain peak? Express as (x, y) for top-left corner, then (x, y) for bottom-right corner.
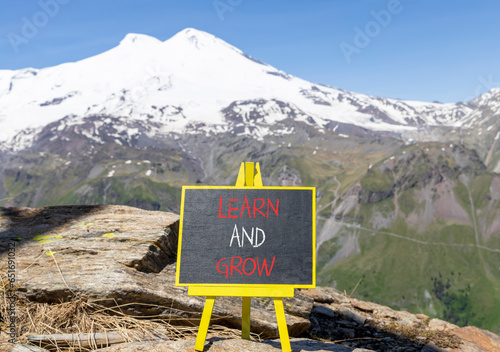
(119, 33), (162, 46)
(174, 27), (215, 40)
(468, 87), (500, 107)
(489, 87), (500, 96)
(167, 27), (232, 51)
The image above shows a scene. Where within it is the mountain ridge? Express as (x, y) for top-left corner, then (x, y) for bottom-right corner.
(0, 27), (492, 153)
(1, 28), (500, 335)
(1, 204), (499, 352)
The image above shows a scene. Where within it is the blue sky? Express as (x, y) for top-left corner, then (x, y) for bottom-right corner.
(0, 0), (499, 103)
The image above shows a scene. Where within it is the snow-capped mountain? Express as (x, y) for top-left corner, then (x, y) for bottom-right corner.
(2, 29), (500, 332)
(0, 28), (479, 152)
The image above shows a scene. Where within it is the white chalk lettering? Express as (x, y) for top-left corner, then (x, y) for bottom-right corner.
(229, 225), (266, 247)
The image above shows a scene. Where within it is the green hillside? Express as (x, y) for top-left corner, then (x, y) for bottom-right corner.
(1, 131), (499, 333)
(317, 144), (500, 333)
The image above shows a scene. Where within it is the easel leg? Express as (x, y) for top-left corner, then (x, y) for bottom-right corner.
(195, 296), (216, 351)
(242, 297), (251, 339)
(273, 297), (291, 352)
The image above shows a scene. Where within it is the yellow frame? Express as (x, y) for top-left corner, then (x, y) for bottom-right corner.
(175, 162), (316, 352)
(175, 185), (316, 289)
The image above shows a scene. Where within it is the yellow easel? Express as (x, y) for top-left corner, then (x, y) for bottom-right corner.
(190, 162), (293, 352)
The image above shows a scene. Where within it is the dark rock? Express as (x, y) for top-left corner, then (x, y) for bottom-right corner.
(0, 205), (310, 339)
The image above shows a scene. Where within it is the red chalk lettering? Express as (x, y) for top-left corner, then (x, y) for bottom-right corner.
(242, 257), (257, 275)
(217, 258), (229, 279)
(253, 198), (266, 218)
(219, 197), (279, 218)
(240, 195), (252, 218)
(267, 198), (279, 217)
(257, 256), (276, 276)
(228, 199), (239, 218)
(217, 256), (276, 278)
(218, 197), (227, 218)
(230, 256), (243, 275)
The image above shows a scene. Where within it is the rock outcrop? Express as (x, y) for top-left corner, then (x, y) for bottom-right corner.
(0, 205), (310, 338)
(1, 205), (500, 352)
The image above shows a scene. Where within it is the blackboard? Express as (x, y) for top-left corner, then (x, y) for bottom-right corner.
(175, 187), (316, 287)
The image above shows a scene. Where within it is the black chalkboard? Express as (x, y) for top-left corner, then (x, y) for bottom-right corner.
(176, 187), (315, 287)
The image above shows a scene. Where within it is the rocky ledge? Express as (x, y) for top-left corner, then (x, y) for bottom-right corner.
(1, 205), (499, 352)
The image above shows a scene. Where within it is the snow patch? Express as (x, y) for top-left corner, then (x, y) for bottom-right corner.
(0, 28), (479, 148)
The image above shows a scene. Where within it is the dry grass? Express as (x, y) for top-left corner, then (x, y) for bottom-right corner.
(0, 270), (261, 351)
(386, 321), (462, 349)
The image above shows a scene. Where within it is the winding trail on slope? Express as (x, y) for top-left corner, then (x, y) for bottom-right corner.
(316, 176), (346, 250)
(331, 176), (341, 208)
(485, 131), (500, 167)
(342, 223), (500, 253)
(316, 175), (342, 214)
(464, 183), (495, 280)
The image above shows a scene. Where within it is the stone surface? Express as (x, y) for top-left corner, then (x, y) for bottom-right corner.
(302, 287), (500, 352)
(93, 337), (365, 352)
(351, 300), (375, 313)
(9, 346), (49, 352)
(313, 305), (336, 319)
(428, 319), (459, 332)
(300, 288), (336, 304)
(337, 307), (367, 326)
(0, 206), (310, 339)
(2, 206), (500, 352)
(424, 341), (448, 352)
(452, 326), (500, 352)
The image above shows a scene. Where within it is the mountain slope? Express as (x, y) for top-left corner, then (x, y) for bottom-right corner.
(0, 28), (476, 153)
(317, 143), (500, 332)
(1, 28), (500, 335)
